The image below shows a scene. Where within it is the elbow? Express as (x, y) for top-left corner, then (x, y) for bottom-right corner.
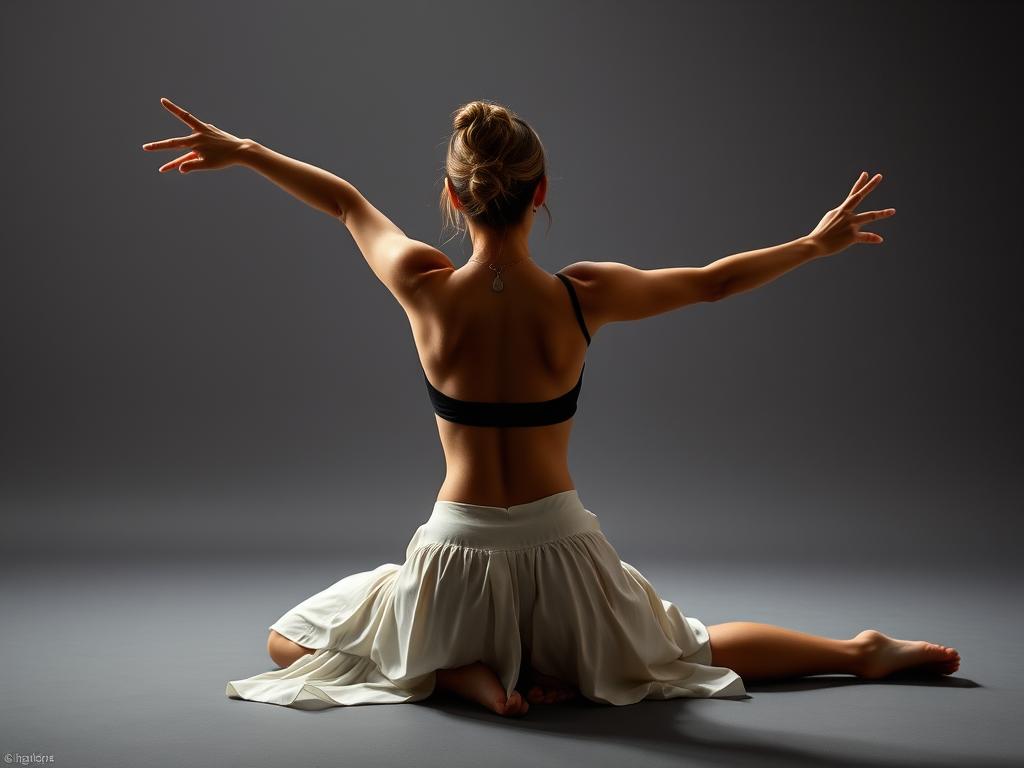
(706, 273), (729, 302)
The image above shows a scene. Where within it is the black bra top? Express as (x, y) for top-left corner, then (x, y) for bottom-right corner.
(423, 271), (591, 427)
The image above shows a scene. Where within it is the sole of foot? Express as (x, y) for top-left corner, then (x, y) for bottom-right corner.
(855, 628), (961, 680)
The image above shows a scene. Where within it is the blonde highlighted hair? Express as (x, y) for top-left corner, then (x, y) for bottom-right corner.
(439, 99), (551, 241)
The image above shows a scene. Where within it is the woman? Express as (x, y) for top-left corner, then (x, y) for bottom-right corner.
(143, 97), (960, 716)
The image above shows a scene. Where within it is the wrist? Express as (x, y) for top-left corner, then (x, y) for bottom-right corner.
(796, 235), (827, 260)
(235, 138), (263, 167)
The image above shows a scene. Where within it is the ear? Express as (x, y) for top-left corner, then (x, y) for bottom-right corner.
(444, 176), (464, 211)
(533, 173), (547, 208)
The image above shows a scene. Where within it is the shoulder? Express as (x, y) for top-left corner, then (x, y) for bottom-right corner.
(558, 260), (635, 291)
(555, 261), (616, 335)
(392, 241), (456, 307)
(398, 240), (456, 278)
(555, 261), (634, 330)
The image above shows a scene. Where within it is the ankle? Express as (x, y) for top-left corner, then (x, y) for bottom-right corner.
(849, 630), (882, 676)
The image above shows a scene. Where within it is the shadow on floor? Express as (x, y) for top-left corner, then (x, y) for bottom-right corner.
(411, 674), (993, 768)
(744, 672), (982, 693)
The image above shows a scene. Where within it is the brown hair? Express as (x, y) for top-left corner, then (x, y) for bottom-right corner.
(438, 99), (551, 241)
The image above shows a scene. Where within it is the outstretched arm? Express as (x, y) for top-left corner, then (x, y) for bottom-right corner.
(142, 98), (452, 307)
(562, 172), (896, 330)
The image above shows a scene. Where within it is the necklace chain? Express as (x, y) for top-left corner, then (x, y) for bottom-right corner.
(468, 254), (529, 270)
(468, 250), (529, 293)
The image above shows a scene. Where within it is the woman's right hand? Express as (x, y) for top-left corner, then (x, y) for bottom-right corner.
(804, 172), (896, 258)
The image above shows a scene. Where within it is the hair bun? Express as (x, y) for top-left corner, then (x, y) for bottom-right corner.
(467, 162), (505, 207)
(452, 100), (511, 132)
(452, 101), (517, 205)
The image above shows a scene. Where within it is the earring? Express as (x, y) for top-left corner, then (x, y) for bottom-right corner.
(533, 207), (537, 212)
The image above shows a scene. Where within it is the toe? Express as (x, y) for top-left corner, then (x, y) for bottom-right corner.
(923, 642), (948, 658)
(502, 691), (526, 716)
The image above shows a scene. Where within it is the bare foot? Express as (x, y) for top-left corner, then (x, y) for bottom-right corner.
(854, 629), (961, 680)
(523, 667), (580, 704)
(434, 661), (529, 716)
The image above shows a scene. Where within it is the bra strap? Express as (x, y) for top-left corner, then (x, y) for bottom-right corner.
(555, 272), (591, 346)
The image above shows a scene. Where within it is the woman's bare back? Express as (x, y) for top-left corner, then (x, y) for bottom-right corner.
(407, 259), (595, 507)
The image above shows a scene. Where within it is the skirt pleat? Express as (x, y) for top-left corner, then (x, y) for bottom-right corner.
(226, 490), (747, 709)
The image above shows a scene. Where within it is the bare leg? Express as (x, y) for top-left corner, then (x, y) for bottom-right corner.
(267, 629), (315, 668)
(706, 623), (961, 682)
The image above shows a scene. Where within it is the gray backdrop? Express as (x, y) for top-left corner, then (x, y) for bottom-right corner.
(4, 3), (1023, 767)
(2, 0), (1020, 567)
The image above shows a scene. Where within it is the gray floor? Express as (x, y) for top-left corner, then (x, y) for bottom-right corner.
(1, 555), (1020, 768)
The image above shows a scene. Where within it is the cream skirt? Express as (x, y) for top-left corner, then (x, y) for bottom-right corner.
(225, 489), (747, 709)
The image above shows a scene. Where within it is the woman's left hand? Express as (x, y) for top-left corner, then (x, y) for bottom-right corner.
(142, 97), (248, 173)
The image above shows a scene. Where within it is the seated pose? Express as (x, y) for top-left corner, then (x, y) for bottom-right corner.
(143, 97), (958, 716)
